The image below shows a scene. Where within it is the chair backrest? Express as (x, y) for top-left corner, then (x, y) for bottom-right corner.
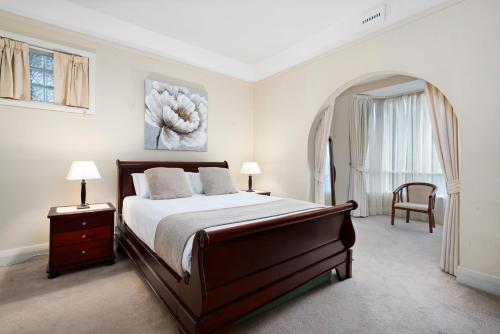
(406, 183), (437, 204)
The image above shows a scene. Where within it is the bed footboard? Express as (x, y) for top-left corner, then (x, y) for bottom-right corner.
(181, 201), (357, 333)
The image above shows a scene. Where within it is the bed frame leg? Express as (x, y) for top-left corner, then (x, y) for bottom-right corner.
(335, 250), (353, 281)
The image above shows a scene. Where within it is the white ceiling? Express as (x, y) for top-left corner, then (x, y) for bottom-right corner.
(0, 0), (458, 81)
(68, 0), (376, 64)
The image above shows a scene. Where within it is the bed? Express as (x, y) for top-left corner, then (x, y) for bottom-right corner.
(116, 160), (357, 333)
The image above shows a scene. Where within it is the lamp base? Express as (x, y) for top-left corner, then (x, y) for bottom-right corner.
(77, 204), (90, 209)
(246, 189), (254, 192)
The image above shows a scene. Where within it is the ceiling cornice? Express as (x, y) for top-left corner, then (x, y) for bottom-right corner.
(0, 0), (462, 83)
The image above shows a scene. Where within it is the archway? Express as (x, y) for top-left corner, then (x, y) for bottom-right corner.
(308, 71), (460, 275)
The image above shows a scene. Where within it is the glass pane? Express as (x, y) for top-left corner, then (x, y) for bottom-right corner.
(31, 85), (44, 102)
(29, 52), (44, 68)
(44, 55), (53, 70)
(30, 69), (44, 85)
(45, 87), (54, 102)
(44, 71), (54, 86)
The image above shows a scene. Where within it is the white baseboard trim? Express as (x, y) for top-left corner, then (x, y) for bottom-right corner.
(0, 243), (49, 267)
(456, 266), (500, 297)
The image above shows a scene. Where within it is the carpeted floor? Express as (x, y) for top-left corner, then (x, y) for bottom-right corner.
(1, 216), (499, 334)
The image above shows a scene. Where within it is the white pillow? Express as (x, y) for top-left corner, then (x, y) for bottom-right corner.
(131, 173), (150, 198)
(186, 172), (204, 194)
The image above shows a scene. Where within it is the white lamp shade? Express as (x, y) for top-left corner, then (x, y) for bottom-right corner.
(67, 161), (101, 180)
(240, 162), (261, 175)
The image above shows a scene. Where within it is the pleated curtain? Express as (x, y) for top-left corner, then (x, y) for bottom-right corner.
(348, 95), (370, 217)
(425, 82), (460, 275)
(313, 105), (334, 204)
(0, 37), (30, 100)
(54, 52), (89, 108)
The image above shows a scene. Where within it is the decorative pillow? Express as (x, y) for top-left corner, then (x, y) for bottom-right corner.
(131, 173), (150, 198)
(198, 167), (238, 196)
(186, 172), (204, 194)
(144, 168), (192, 200)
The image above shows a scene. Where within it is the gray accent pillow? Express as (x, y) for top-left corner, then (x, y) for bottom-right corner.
(199, 167), (238, 195)
(144, 168), (192, 200)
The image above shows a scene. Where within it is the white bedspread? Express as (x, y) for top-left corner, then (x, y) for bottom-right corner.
(122, 192), (283, 273)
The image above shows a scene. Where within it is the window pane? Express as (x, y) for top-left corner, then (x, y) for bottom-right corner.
(44, 71), (54, 86)
(45, 55), (53, 70)
(29, 52), (44, 68)
(31, 85), (44, 102)
(30, 69), (44, 85)
(45, 88), (54, 102)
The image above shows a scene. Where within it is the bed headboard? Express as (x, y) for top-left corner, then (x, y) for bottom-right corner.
(116, 160), (229, 214)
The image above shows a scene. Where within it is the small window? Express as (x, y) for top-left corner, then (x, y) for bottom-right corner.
(29, 49), (54, 103)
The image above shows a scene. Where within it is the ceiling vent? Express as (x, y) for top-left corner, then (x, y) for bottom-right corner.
(360, 4), (386, 28)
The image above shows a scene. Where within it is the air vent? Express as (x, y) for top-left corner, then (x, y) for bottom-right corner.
(360, 4), (386, 28)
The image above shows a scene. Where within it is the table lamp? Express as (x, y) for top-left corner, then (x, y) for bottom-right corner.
(240, 162), (261, 192)
(67, 161), (101, 209)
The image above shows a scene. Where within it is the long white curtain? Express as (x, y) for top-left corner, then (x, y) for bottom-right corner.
(313, 105), (334, 204)
(425, 83), (460, 276)
(365, 92), (445, 220)
(348, 96), (370, 216)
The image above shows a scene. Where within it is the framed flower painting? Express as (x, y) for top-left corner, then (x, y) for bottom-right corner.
(144, 79), (208, 151)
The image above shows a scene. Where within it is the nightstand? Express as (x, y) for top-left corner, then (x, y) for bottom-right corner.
(253, 190), (271, 196)
(46, 202), (116, 278)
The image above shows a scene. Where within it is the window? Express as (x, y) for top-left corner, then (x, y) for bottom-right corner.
(365, 92), (445, 202)
(29, 49), (54, 103)
(0, 29), (95, 114)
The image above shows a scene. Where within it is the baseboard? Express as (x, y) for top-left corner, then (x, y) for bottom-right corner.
(0, 243), (49, 267)
(456, 266), (500, 297)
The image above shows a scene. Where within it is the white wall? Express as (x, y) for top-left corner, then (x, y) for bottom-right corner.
(254, 0), (500, 278)
(0, 12), (254, 252)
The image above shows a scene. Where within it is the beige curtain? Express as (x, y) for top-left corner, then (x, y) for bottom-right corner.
(54, 52), (89, 108)
(425, 82), (460, 276)
(348, 95), (370, 217)
(313, 105), (334, 204)
(0, 37), (30, 100)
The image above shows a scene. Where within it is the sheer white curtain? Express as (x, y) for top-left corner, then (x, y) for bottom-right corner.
(365, 92), (445, 218)
(348, 96), (370, 216)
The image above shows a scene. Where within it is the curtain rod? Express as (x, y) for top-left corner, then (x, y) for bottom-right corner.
(354, 89), (425, 100)
(1, 34), (81, 57)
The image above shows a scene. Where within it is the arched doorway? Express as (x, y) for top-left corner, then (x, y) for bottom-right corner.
(308, 72), (460, 276)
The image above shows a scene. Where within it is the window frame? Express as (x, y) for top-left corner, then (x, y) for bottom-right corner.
(0, 30), (96, 115)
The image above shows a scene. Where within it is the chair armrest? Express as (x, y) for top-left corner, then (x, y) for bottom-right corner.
(393, 184), (407, 194)
(429, 188), (438, 209)
(392, 184), (408, 204)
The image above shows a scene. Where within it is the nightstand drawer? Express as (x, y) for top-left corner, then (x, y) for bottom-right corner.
(52, 227), (111, 247)
(51, 240), (111, 267)
(51, 213), (112, 233)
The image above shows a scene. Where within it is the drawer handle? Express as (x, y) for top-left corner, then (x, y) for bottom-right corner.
(81, 234), (86, 239)
(81, 222), (87, 226)
(81, 250), (86, 254)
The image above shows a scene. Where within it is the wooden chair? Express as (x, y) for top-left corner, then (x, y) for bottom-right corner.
(391, 182), (437, 233)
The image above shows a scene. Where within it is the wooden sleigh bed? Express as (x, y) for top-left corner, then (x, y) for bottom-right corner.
(116, 160), (357, 333)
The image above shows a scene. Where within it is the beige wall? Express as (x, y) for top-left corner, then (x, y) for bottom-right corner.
(0, 12), (254, 251)
(255, 0), (500, 277)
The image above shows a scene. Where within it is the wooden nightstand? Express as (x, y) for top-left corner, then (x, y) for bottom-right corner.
(47, 202), (116, 278)
(253, 190), (271, 196)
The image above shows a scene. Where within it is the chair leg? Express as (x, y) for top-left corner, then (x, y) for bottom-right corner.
(406, 211), (410, 223)
(391, 206), (395, 226)
(428, 211), (433, 233)
(431, 210), (436, 228)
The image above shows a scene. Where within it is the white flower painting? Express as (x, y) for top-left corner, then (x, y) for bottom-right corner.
(144, 79), (208, 151)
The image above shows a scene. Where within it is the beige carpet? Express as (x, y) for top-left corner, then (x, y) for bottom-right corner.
(1, 216), (499, 334)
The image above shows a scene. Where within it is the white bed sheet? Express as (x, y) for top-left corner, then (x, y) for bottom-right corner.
(122, 192), (283, 273)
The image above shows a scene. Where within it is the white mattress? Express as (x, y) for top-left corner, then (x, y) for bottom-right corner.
(122, 192), (284, 273)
